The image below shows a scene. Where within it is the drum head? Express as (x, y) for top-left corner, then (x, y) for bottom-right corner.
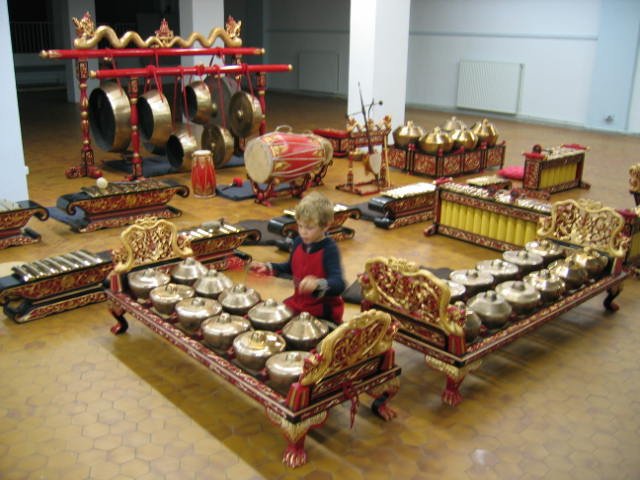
(365, 151), (382, 175)
(244, 138), (271, 184)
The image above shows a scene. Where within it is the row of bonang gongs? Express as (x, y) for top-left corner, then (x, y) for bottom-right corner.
(392, 116), (500, 155)
(88, 75), (264, 170)
(127, 257), (331, 391)
(444, 240), (611, 344)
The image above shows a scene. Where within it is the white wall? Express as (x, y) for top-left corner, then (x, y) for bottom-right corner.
(263, 0), (350, 95)
(261, 0), (640, 133)
(629, 27), (640, 133)
(407, 0), (601, 127)
(0, 0), (29, 201)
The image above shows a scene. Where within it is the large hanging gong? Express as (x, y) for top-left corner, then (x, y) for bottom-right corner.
(88, 81), (132, 152)
(185, 80), (218, 125)
(138, 89), (173, 149)
(228, 91), (264, 138)
(166, 125), (199, 171)
(203, 74), (239, 128)
(201, 124), (235, 167)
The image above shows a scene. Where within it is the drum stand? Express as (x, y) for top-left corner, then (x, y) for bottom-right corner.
(336, 137), (391, 196)
(249, 162), (332, 207)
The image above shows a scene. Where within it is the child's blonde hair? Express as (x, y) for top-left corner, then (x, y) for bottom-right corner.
(294, 191), (334, 228)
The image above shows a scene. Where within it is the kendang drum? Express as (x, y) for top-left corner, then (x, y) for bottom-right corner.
(191, 149), (216, 198)
(244, 126), (333, 184)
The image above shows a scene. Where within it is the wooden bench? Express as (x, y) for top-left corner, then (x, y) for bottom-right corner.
(360, 199), (631, 406)
(105, 217), (401, 467)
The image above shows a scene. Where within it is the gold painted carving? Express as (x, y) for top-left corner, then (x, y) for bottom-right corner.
(630, 163), (640, 193)
(346, 115), (392, 134)
(537, 199), (628, 258)
(424, 356), (482, 380)
(112, 218), (192, 274)
(300, 310), (396, 386)
(367, 377), (400, 398)
(265, 409), (327, 443)
(361, 257), (463, 337)
(72, 12), (242, 49)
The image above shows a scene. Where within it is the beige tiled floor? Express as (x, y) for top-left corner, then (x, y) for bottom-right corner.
(0, 88), (639, 478)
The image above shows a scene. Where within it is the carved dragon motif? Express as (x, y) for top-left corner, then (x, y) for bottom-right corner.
(72, 12), (242, 49)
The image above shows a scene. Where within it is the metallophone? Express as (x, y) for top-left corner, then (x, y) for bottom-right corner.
(267, 204), (361, 251)
(0, 220), (260, 323)
(50, 178), (189, 232)
(522, 144), (590, 193)
(0, 249), (112, 323)
(0, 199), (49, 249)
(105, 218), (401, 468)
(367, 182), (437, 229)
(425, 180), (552, 251)
(362, 199), (633, 406)
(465, 174), (513, 193)
(179, 218), (261, 269)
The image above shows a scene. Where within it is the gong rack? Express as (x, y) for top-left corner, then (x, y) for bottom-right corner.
(41, 14), (291, 180)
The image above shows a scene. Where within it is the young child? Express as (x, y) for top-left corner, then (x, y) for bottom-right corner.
(250, 191), (346, 323)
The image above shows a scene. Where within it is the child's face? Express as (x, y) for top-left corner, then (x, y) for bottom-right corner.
(297, 220), (327, 244)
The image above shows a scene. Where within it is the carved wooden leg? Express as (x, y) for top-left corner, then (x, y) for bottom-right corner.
(425, 356), (482, 407)
(423, 224), (437, 236)
(108, 301), (129, 335)
(604, 284), (623, 312)
(368, 377), (400, 421)
(442, 375), (465, 407)
(266, 409), (328, 468)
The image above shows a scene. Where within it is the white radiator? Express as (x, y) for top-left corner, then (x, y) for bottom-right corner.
(456, 61), (523, 115)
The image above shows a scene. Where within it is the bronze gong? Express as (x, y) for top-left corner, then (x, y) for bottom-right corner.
(138, 89), (173, 149)
(166, 125), (198, 171)
(228, 91), (264, 138)
(201, 124), (235, 167)
(185, 80), (218, 125)
(88, 81), (131, 152)
(203, 74), (239, 128)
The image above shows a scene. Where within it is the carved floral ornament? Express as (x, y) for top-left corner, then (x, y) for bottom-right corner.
(112, 218), (192, 274)
(299, 309), (396, 386)
(72, 12), (242, 49)
(537, 198), (628, 258)
(360, 257), (464, 337)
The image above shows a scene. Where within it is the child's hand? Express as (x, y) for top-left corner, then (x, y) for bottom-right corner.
(299, 275), (319, 294)
(249, 261), (271, 275)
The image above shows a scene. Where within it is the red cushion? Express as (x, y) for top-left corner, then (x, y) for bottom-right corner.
(498, 165), (525, 180)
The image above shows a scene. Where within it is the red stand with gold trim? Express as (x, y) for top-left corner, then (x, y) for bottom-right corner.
(0, 201), (49, 249)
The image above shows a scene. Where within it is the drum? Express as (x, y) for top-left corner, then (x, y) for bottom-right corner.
(244, 127), (333, 184)
(191, 150), (216, 198)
